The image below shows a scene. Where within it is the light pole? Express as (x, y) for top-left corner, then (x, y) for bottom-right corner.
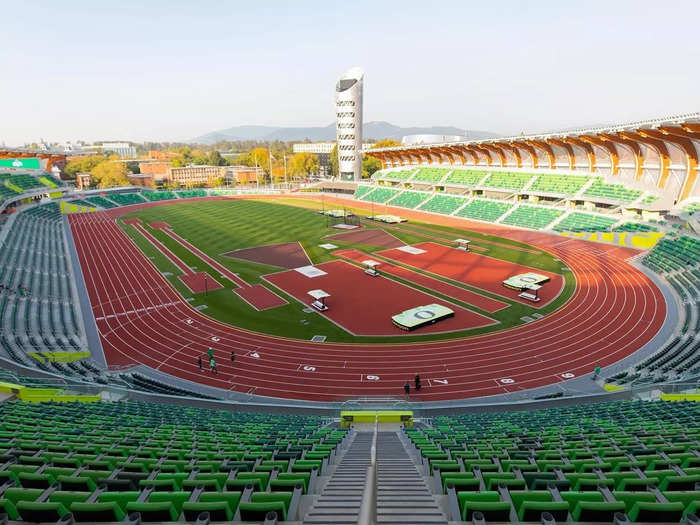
(283, 154), (288, 188)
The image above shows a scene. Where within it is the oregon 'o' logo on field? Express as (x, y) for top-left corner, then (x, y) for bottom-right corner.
(414, 309), (436, 320)
(520, 276), (538, 283)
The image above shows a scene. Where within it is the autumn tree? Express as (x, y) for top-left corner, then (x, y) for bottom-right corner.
(63, 155), (107, 178)
(91, 161), (129, 188)
(290, 152), (320, 179)
(362, 155), (382, 178)
(329, 144), (339, 178)
(371, 139), (402, 149)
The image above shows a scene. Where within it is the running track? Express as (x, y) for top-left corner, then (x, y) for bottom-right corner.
(69, 195), (667, 402)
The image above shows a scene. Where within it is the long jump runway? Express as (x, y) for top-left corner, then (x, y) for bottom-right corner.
(263, 260), (496, 335)
(68, 196), (666, 402)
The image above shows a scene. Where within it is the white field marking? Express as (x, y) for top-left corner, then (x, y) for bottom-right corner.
(561, 372), (575, 379)
(94, 301), (180, 321)
(500, 378), (515, 384)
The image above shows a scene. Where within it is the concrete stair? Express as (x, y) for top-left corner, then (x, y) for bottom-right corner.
(302, 432), (373, 524)
(375, 432), (447, 525)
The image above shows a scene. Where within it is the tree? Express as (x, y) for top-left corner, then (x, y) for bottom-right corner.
(290, 152), (320, 180)
(63, 155), (106, 178)
(372, 139), (402, 149)
(91, 161), (129, 188)
(206, 150), (228, 166)
(362, 155), (382, 179)
(126, 161), (140, 174)
(329, 144), (339, 178)
(250, 147), (270, 171)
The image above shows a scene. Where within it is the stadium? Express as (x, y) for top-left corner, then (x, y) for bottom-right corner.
(1, 4), (700, 524)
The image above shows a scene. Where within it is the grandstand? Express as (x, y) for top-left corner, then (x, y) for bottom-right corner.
(142, 190), (177, 202)
(501, 204), (565, 229)
(483, 171), (534, 191)
(583, 179), (643, 204)
(445, 169), (487, 187)
(602, 235), (700, 387)
(418, 193), (467, 215)
(528, 173), (591, 195)
(386, 189), (430, 209)
(456, 198), (513, 222)
(359, 186), (399, 203)
(107, 193), (147, 206)
(0, 203), (89, 378)
(0, 393), (697, 524)
(553, 212), (619, 232)
(412, 399), (700, 522)
(411, 167), (449, 183)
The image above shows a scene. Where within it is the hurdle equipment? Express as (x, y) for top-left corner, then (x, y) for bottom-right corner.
(307, 289), (330, 311)
(455, 238), (471, 251)
(392, 304), (455, 331)
(362, 259), (381, 277)
(518, 284), (541, 302)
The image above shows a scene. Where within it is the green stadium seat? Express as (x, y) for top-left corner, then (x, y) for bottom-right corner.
(16, 500), (69, 522)
(571, 500), (627, 522)
(70, 501), (127, 522)
(627, 501), (685, 522)
(239, 491), (292, 521)
(125, 501), (179, 522)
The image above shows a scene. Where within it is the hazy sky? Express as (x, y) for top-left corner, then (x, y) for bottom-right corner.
(2, 0), (698, 145)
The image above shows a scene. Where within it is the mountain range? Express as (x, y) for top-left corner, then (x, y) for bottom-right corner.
(188, 121), (499, 144)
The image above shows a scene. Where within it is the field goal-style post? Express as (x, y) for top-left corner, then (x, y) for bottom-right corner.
(308, 289), (330, 311)
(455, 238), (471, 252)
(518, 283), (541, 302)
(362, 259), (381, 277)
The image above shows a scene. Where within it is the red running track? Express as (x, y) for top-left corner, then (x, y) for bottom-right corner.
(333, 248), (508, 313)
(263, 260), (496, 335)
(126, 219), (223, 295)
(379, 242), (564, 308)
(69, 195), (666, 402)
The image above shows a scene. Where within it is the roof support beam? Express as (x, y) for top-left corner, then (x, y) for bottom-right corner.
(578, 135), (619, 175)
(598, 133), (644, 180)
(619, 131), (671, 188)
(525, 140), (555, 169)
(510, 141), (538, 169)
(497, 143), (522, 168)
(545, 138), (575, 170)
(479, 144), (506, 167)
(562, 137), (596, 172)
(643, 127), (699, 202)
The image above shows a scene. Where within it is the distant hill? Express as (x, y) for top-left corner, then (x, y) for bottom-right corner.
(189, 121), (499, 144)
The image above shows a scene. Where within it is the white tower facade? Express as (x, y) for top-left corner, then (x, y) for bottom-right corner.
(334, 67), (364, 181)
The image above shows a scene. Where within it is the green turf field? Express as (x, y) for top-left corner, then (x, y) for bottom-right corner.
(121, 198), (574, 343)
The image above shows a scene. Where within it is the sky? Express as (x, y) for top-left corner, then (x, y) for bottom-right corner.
(1, 0), (698, 146)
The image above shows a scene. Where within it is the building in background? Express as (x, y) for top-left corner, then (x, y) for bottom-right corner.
(100, 142), (136, 158)
(293, 143), (334, 178)
(334, 67), (364, 181)
(148, 150), (179, 161)
(75, 173), (91, 190)
(127, 173), (154, 187)
(164, 165), (262, 186)
(139, 161), (171, 178)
